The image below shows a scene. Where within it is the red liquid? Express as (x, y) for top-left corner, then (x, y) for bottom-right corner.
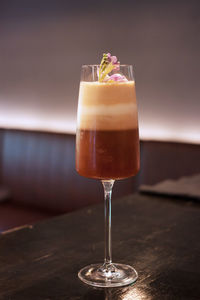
(76, 129), (140, 180)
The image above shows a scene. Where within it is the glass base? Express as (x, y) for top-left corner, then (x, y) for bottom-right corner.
(78, 263), (138, 287)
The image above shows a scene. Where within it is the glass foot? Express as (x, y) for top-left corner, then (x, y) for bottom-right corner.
(78, 263), (138, 287)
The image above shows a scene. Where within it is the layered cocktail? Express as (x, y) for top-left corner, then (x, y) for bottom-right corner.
(76, 54), (140, 287)
(76, 80), (140, 179)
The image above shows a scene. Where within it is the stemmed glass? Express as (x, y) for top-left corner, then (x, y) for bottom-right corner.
(76, 64), (140, 287)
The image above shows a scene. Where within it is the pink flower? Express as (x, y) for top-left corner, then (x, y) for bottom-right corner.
(107, 73), (128, 82)
(107, 53), (120, 70)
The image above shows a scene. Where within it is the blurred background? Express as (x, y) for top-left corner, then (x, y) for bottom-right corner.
(0, 0), (200, 142)
(0, 0), (199, 232)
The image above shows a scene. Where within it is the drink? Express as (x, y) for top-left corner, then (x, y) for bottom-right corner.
(76, 81), (140, 180)
(76, 56), (139, 287)
(76, 128), (139, 179)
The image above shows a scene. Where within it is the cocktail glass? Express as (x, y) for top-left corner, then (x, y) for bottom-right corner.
(76, 64), (140, 287)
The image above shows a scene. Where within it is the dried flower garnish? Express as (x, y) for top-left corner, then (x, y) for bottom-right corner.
(98, 53), (128, 82)
(106, 74), (128, 82)
(98, 53), (120, 82)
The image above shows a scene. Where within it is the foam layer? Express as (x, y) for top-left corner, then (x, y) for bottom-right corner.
(77, 81), (138, 130)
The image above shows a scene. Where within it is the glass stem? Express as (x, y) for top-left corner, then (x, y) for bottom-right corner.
(102, 180), (115, 268)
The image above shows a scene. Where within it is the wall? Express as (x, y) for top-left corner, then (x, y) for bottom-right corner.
(1, 129), (200, 214)
(0, 0), (200, 143)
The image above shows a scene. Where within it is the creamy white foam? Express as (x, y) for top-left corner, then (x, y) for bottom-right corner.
(79, 103), (137, 116)
(77, 81), (138, 130)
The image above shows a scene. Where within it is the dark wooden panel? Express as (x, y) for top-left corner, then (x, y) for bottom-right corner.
(0, 129), (199, 215)
(141, 141), (200, 185)
(0, 130), (96, 213)
(0, 129), (139, 213)
(0, 129), (4, 183)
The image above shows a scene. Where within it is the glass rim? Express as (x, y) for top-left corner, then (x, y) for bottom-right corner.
(82, 64), (133, 68)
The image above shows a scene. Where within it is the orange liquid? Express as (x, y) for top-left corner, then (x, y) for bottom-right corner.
(76, 129), (140, 180)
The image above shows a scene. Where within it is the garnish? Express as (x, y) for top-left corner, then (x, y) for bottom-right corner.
(108, 74), (128, 82)
(98, 53), (120, 82)
(98, 53), (127, 83)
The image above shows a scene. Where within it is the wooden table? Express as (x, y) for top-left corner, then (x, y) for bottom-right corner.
(0, 193), (199, 299)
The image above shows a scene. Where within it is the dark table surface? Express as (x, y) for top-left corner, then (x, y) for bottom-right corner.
(0, 193), (199, 300)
